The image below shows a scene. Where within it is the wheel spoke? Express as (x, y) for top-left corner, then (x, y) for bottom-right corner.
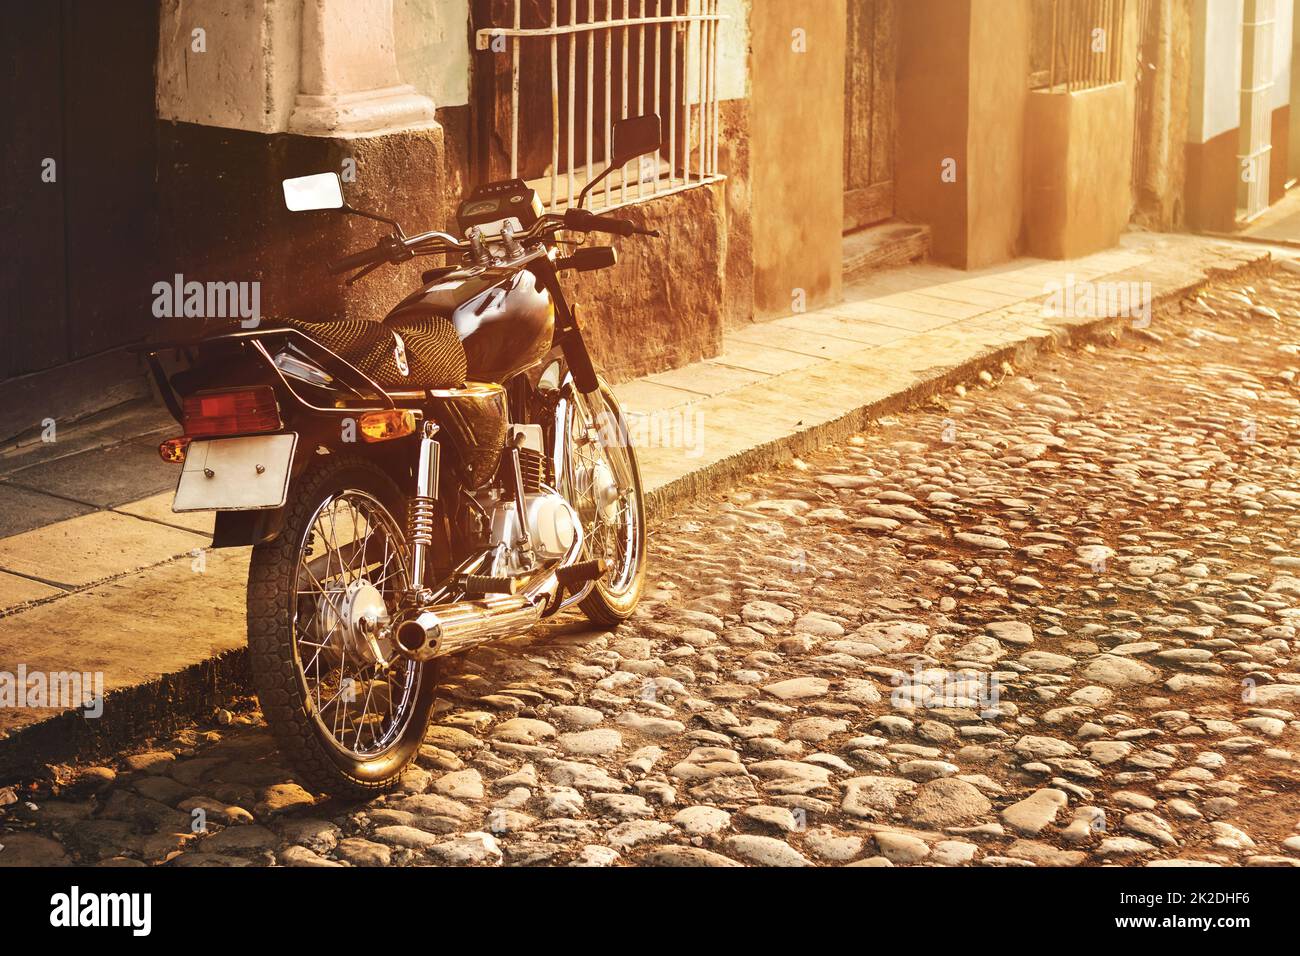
(290, 488), (417, 760)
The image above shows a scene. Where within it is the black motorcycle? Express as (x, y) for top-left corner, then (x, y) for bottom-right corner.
(142, 115), (662, 794)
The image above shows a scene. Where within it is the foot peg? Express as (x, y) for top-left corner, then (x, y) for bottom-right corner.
(556, 558), (608, 591)
(465, 574), (522, 595)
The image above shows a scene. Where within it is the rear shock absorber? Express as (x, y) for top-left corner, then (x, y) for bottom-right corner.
(409, 421), (441, 591)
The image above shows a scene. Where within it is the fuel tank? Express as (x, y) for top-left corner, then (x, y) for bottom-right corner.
(385, 265), (555, 384)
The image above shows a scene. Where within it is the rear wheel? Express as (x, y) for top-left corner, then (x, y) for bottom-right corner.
(247, 457), (437, 797)
(564, 379), (647, 626)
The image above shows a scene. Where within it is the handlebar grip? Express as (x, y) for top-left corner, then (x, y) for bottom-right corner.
(327, 246), (383, 275)
(563, 208), (637, 237)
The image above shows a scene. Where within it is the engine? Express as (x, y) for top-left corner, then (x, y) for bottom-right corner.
(473, 424), (582, 578)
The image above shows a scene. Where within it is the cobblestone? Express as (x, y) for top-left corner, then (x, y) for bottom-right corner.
(7, 271), (1300, 866)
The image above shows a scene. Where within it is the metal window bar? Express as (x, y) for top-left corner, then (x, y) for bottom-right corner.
(1038, 0), (1127, 92)
(477, 0), (726, 212)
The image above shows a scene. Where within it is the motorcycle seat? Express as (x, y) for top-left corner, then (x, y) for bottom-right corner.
(282, 316), (467, 390)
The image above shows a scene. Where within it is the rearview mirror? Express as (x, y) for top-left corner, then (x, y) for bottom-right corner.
(612, 114), (662, 166)
(576, 114), (663, 208)
(282, 172), (344, 212)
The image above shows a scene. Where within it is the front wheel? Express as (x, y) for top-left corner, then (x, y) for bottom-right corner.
(564, 378), (647, 626)
(246, 456), (437, 797)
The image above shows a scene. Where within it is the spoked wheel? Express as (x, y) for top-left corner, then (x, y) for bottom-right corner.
(564, 378), (647, 626)
(247, 457), (437, 797)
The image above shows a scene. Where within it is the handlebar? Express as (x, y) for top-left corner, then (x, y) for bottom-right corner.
(325, 209), (658, 279)
(327, 246), (388, 275)
(562, 208), (660, 238)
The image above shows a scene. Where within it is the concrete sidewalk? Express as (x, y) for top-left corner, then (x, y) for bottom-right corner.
(0, 230), (1273, 774)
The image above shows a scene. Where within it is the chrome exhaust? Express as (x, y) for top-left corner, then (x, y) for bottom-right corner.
(392, 523), (585, 663)
(394, 592), (546, 662)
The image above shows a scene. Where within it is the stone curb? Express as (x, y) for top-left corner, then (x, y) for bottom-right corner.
(647, 253), (1273, 517)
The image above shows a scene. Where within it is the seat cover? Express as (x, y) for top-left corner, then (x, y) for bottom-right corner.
(282, 317), (467, 390)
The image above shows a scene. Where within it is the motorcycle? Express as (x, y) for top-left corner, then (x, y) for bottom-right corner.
(141, 115), (662, 795)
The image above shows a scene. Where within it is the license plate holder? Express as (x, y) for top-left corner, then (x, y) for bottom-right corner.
(173, 433), (297, 512)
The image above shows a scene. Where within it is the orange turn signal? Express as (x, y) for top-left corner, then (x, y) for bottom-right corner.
(159, 436), (191, 463)
(359, 409), (418, 443)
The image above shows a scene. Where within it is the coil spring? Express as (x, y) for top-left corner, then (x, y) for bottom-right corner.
(408, 496), (437, 548)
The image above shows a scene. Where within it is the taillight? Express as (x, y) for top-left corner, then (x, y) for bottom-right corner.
(183, 386), (281, 437)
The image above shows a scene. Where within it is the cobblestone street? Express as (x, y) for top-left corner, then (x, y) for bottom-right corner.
(6, 267), (1300, 867)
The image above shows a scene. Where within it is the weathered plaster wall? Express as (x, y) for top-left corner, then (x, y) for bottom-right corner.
(748, 0), (845, 317)
(155, 121), (460, 336)
(1186, 0), (1244, 231)
(966, 0), (1028, 269)
(156, 0), (302, 132)
(1025, 83), (1131, 260)
(394, 0), (471, 108)
(1131, 0), (1191, 230)
(1271, 0), (1294, 200)
(567, 184), (729, 382)
(897, 0), (1028, 270)
(896, 0), (969, 267)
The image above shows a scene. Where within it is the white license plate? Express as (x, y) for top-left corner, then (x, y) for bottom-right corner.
(173, 433), (297, 512)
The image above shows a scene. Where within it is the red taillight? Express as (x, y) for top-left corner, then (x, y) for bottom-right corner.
(183, 386), (281, 437)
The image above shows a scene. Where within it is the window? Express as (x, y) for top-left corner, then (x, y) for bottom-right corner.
(472, 0), (725, 211)
(1030, 0), (1127, 92)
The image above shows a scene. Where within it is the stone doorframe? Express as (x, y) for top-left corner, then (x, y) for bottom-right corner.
(157, 0), (437, 137)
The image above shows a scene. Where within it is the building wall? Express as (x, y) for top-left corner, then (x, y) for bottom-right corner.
(967, 0), (1029, 268)
(748, 0), (846, 317)
(1131, 0), (1192, 231)
(1270, 0), (1294, 200)
(156, 0), (303, 132)
(395, 0), (472, 109)
(150, 0), (755, 383)
(896, 0), (1029, 270)
(895, 0), (970, 267)
(1186, 0), (1244, 231)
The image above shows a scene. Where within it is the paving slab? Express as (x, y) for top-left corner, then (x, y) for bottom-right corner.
(114, 491), (215, 536)
(643, 359), (770, 396)
(770, 312), (921, 346)
(4, 435), (178, 508)
(0, 510), (207, 588)
(0, 571), (65, 609)
(0, 400), (174, 476)
(730, 320), (879, 358)
(0, 482), (94, 538)
(708, 340), (823, 376)
(0, 548), (250, 737)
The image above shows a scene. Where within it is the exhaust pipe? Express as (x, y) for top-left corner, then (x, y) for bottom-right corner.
(393, 520), (586, 663)
(395, 591), (546, 661)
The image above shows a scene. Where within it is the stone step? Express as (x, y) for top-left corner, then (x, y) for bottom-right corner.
(843, 220), (931, 283)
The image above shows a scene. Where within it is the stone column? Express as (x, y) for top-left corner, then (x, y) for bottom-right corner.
(895, 0), (1030, 270)
(289, 0), (437, 136)
(156, 0), (455, 327)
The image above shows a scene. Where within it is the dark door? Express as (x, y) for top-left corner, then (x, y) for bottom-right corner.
(0, 0), (160, 384)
